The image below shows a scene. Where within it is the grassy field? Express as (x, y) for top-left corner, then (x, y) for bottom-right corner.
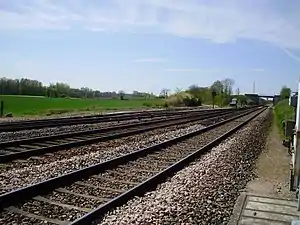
(274, 99), (295, 137)
(0, 95), (166, 116)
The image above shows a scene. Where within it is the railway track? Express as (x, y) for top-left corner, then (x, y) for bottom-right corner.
(0, 108), (243, 163)
(0, 108), (253, 196)
(0, 107), (265, 225)
(0, 108), (228, 132)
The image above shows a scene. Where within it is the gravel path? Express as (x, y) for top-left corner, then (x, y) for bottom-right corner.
(97, 109), (271, 225)
(245, 112), (293, 198)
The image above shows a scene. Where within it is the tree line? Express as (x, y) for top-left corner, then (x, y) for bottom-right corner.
(0, 76), (242, 107)
(165, 78), (246, 107)
(0, 77), (153, 99)
(169, 80), (294, 107)
(189, 78), (237, 106)
(3, 76), (288, 107)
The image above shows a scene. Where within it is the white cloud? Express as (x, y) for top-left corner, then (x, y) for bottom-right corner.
(280, 47), (300, 63)
(133, 58), (168, 63)
(164, 68), (265, 73)
(164, 68), (219, 73)
(1, 0), (300, 49)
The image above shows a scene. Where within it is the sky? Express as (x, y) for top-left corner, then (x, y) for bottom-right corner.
(1, 0), (300, 95)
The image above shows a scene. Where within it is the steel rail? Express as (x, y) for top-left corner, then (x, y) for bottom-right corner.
(0, 107), (227, 125)
(0, 108), (234, 132)
(0, 109), (238, 163)
(71, 107), (267, 225)
(0, 107), (263, 214)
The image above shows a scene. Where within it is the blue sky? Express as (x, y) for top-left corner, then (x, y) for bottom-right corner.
(1, 0), (300, 95)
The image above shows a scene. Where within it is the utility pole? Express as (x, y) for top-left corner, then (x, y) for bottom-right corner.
(212, 90), (216, 109)
(253, 81), (256, 94)
(0, 101), (3, 117)
(292, 80), (300, 210)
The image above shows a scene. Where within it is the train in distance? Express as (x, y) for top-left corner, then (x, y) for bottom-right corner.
(229, 98), (238, 107)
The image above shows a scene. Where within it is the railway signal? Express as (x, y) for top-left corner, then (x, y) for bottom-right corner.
(212, 90), (217, 109)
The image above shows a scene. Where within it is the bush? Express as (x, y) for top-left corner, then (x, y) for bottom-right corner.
(274, 99), (295, 136)
(142, 102), (153, 107)
(46, 108), (74, 116)
(183, 96), (202, 106)
(166, 92), (203, 107)
(60, 94), (68, 98)
(166, 96), (184, 107)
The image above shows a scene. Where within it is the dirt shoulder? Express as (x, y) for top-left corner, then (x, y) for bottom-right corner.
(245, 114), (294, 198)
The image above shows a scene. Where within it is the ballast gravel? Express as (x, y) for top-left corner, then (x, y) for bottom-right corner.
(0, 117), (160, 142)
(0, 110), (257, 224)
(0, 123), (206, 194)
(97, 109), (271, 225)
(0, 110), (253, 195)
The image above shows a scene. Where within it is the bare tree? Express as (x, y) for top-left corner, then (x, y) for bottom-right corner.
(210, 80), (224, 94)
(160, 88), (170, 98)
(175, 87), (182, 95)
(222, 78), (235, 96)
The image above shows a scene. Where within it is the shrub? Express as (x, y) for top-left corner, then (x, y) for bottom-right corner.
(183, 96), (202, 106)
(166, 92), (197, 107)
(274, 99), (295, 136)
(60, 94), (68, 98)
(142, 102), (153, 107)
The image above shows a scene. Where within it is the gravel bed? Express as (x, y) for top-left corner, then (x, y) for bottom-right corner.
(99, 170), (150, 183)
(0, 109), (262, 224)
(65, 184), (119, 199)
(114, 167), (156, 177)
(0, 108), (211, 123)
(87, 177), (134, 190)
(0, 108), (170, 123)
(97, 109), (271, 225)
(125, 161), (169, 171)
(0, 110), (151, 123)
(0, 211), (43, 224)
(12, 110), (258, 225)
(97, 112), (256, 188)
(0, 109), (231, 142)
(5, 111), (236, 169)
(44, 190), (103, 209)
(0, 122), (206, 194)
(0, 111), (251, 196)
(5, 120), (206, 171)
(0, 117), (160, 142)
(19, 200), (84, 222)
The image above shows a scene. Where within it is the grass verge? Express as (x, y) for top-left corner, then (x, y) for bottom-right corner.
(0, 95), (166, 117)
(274, 99), (295, 137)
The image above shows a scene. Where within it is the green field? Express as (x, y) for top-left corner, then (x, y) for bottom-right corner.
(274, 99), (295, 137)
(0, 95), (166, 116)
